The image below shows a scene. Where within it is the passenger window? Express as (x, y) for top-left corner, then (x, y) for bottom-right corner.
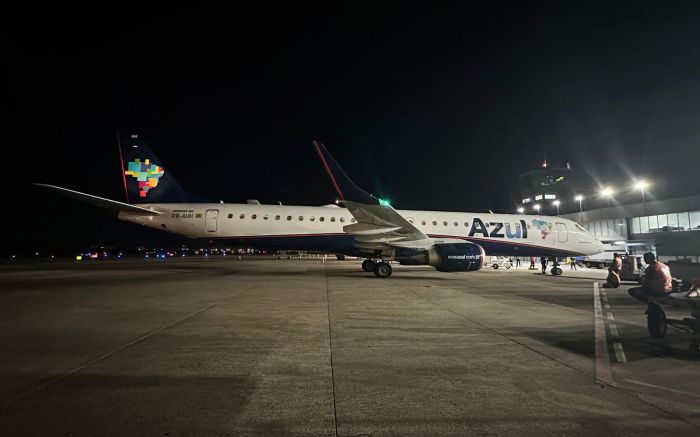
(432, 221), (437, 226)
(240, 214), (245, 219)
(228, 213), (233, 219)
(298, 216), (304, 221)
(275, 215), (280, 220)
(443, 221), (447, 226)
(252, 214), (257, 219)
(331, 217), (336, 222)
(287, 216), (292, 221)
(263, 215), (269, 220)
(340, 217), (345, 223)
(453, 221), (458, 226)
(464, 222), (469, 227)
(351, 218), (356, 223)
(421, 220), (426, 225)
(310, 216), (315, 221)
(320, 217), (325, 222)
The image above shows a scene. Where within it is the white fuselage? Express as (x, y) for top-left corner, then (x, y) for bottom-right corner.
(118, 203), (603, 257)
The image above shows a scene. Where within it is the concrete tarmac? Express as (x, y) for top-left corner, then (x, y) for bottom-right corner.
(0, 258), (698, 436)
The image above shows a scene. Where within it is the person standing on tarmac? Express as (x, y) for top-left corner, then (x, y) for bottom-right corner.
(529, 256), (536, 270)
(540, 256), (548, 275)
(515, 257), (521, 268)
(570, 257), (577, 270)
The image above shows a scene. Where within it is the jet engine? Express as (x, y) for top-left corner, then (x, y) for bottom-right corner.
(429, 242), (485, 272)
(397, 242), (485, 272)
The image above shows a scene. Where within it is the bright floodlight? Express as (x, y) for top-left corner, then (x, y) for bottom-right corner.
(517, 207), (524, 213)
(600, 187), (614, 197)
(552, 200), (561, 206)
(533, 204), (541, 212)
(634, 180), (649, 191)
(574, 194), (583, 201)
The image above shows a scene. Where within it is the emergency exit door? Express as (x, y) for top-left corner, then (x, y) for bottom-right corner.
(205, 209), (219, 232)
(556, 222), (568, 243)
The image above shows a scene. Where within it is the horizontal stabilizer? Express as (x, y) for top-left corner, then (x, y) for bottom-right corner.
(34, 184), (162, 215)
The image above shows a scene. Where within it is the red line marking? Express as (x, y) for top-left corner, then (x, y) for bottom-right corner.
(313, 141), (344, 199)
(116, 131), (130, 204)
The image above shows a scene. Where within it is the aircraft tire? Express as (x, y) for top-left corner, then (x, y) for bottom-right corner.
(362, 259), (375, 272)
(647, 304), (667, 338)
(555, 267), (562, 276)
(492, 264), (499, 269)
(374, 262), (392, 278)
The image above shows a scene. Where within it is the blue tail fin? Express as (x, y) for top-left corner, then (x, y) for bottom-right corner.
(119, 133), (202, 204)
(312, 141), (379, 205)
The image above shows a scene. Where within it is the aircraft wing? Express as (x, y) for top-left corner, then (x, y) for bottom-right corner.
(312, 141), (429, 249)
(34, 184), (162, 216)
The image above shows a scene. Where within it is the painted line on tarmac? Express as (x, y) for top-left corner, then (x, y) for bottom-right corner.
(593, 282), (614, 385)
(598, 287), (628, 364)
(623, 378), (700, 401)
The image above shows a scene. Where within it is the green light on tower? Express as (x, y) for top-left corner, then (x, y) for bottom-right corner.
(379, 198), (391, 207)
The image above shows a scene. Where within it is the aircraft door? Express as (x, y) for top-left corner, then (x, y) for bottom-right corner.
(556, 222), (568, 243)
(205, 209), (219, 232)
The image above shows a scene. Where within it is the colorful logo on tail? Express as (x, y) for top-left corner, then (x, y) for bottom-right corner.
(125, 158), (165, 198)
(531, 219), (552, 239)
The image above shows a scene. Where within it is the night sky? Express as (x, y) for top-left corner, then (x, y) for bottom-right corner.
(6, 3), (700, 252)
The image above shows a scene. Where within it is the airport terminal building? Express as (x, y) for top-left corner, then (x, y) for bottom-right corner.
(560, 194), (700, 263)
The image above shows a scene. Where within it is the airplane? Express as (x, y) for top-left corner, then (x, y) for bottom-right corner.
(37, 134), (604, 278)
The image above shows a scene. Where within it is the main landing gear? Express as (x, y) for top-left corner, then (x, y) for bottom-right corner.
(361, 259), (393, 278)
(550, 266), (563, 276)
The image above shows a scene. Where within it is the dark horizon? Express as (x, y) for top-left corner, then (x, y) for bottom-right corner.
(6, 3), (700, 250)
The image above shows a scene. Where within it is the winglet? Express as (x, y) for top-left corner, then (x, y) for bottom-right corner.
(312, 141), (379, 205)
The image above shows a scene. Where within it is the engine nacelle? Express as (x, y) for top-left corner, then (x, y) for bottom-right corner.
(428, 242), (485, 272)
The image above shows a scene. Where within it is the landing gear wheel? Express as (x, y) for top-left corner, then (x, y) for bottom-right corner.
(550, 267), (563, 276)
(362, 259), (375, 272)
(373, 261), (392, 278)
(505, 263), (512, 269)
(492, 264), (499, 269)
(647, 303), (667, 338)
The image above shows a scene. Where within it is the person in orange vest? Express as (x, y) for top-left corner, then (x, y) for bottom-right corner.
(628, 252), (672, 303)
(612, 253), (622, 275)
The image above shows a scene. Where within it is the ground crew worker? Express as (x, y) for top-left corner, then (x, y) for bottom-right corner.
(628, 252), (672, 303)
(529, 256), (536, 270)
(570, 257), (577, 270)
(613, 253), (622, 275)
(540, 256), (547, 275)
